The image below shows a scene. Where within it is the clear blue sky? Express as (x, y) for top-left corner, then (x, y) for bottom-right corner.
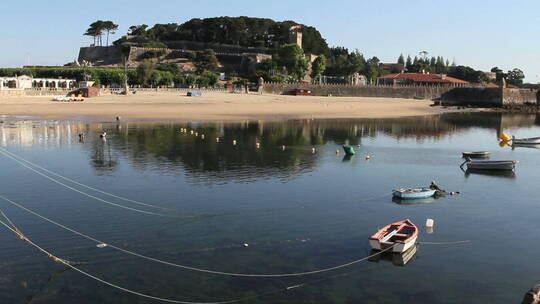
(1, 0), (538, 82)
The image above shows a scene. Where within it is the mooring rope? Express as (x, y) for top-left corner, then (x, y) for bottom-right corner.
(0, 194), (396, 278)
(0, 150), (189, 218)
(0, 210), (82, 266)
(0, 148), (392, 222)
(0, 206), (400, 304)
(418, 240), (471, 245)
(0, 148), (171, 211)
(0, 218), (260, 304)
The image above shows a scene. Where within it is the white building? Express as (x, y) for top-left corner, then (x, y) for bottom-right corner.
(0, 75), (77, 90)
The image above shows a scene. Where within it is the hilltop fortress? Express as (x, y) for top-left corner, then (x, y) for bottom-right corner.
(77, 21), (314, 78)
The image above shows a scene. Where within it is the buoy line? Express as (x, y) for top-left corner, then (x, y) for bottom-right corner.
(0, 150), (191, 218)
(0, 194), (395, 278)
(0, 148), (170, 211)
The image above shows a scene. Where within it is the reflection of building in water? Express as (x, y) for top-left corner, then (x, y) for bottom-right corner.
(0, 122), (92, 148)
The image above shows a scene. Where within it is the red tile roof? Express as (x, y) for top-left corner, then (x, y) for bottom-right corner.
(378, 73), (469, 84)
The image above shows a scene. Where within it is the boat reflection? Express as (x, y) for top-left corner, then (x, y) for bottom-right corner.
(342, 154), (355, 162)
(392, 196), (436, 205)
(368, 244), (418, 267)
(512, 143), (540, 150)
(464, 169), (516, 179)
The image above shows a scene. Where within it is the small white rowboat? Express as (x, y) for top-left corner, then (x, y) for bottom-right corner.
(392, 188), (436, 199)
(463, 159), (518, 170)
(512, 136), (540, 145)
(369, 219), (418, 253)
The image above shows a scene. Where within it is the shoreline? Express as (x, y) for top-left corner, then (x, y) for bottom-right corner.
(0, 92), (467, 123)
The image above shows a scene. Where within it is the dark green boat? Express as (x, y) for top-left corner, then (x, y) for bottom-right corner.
(343, 145), (356, 155)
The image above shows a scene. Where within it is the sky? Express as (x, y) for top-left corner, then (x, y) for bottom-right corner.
(0, 0), (538, 82)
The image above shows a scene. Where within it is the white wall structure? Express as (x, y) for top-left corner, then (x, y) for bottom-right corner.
(0, 75), (77, 90)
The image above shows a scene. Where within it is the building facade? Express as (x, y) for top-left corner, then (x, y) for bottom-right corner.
(0, 75), (77, 90)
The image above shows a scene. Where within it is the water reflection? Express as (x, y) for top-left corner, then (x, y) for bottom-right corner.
(392, 196), (437, 205)
(464, 169), (517, 179)
(1, 112), (539, 182)
(369, 244), (418, 267)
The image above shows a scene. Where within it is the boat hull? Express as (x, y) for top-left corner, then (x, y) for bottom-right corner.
(369, 236), (417, 253)
(462, 151), (490, 158)
(513, 137), (540, 145)
(392, 189), (436, 199)
(369, 219), (419, 254)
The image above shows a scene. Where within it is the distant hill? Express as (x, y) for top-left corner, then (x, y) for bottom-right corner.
(114, 16), (329, 55)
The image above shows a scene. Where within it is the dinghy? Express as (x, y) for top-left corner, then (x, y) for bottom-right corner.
(369, 219), (418, 253)
(392, 188), (436, 199)
(342, 145), (355, 155)
(462, 151), (490, 158)
(461, 159), (517, 170)
(512, 136), (540, 145)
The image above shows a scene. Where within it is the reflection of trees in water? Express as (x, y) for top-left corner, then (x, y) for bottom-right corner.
(81, 113), (540, 181)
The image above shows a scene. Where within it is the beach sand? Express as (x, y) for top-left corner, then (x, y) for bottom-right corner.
(0, 92), (452, 122)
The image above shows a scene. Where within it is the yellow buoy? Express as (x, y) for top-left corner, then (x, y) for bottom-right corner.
(500, 133), (511, 142)
(499, 140), (510, 147)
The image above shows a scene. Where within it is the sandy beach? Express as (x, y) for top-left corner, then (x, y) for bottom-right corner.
(0, 92), (452, 122)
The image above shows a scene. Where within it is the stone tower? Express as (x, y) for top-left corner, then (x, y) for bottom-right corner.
(289, 25), (303, 49)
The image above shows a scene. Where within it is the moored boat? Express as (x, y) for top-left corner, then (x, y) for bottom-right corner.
(392, 188), (436, 199)
(369, 219), (418, 253)
(512, 136), (540, 145)
(342, 145), (355, 155)
(462, 159), (518, 170)
(462, 151), (490, 158)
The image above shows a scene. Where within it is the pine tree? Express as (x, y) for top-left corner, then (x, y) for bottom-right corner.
(397, 54), (405, 65)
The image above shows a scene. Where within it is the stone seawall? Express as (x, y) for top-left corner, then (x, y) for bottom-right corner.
(502, 88), (538, 105)
(441, 87), (502, 106)
(262, 83), (455, 100)
(441, 87), (538, 106)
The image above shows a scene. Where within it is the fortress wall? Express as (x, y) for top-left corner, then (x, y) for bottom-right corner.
(502, 88), (538, 105)
(262, 82), (454, 100)
(78, 46), (123, 66)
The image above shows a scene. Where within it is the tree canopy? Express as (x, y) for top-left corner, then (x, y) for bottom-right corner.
(84, 20), (119, 46)
(119, 17), (329, 55)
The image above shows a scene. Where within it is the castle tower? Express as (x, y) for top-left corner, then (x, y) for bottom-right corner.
(289, 25), (303, 49)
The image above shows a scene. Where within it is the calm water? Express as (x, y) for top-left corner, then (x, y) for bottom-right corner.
(1, 112), (540, 303)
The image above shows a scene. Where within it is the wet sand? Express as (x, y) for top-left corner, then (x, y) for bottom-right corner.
(0, 92), (453, 122)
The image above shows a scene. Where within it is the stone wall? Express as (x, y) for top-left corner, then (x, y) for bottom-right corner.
(441, 87), (539, 106)
(261, 82), (455, 100)
(78, 46), (123, 66)
(502, 88), (538, 105)
(441, 87), (502, 106)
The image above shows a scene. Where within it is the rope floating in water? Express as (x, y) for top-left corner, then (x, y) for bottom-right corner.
(0, 194), (395, 278)
(0, 148), (171, 211)
(0, 150), (190, 218)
